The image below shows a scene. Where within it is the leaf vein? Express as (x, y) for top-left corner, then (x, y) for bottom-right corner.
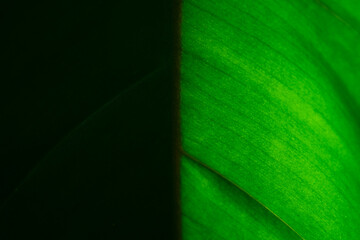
(181, 149), (305, 240)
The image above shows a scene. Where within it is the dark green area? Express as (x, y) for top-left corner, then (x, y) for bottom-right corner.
(0, 0), (177, 239)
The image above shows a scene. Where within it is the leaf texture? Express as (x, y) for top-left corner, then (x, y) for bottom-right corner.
(180, 0), (360, 239)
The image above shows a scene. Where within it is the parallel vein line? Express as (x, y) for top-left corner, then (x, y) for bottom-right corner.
(314, 0), (359, 33)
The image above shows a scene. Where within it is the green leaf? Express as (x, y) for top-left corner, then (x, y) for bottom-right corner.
(180, 0), (360, 239)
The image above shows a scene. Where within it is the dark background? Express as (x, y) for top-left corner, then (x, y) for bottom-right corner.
(0, 0), (178, 239)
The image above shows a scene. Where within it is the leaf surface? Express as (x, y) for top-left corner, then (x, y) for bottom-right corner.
(180, 0), (360, 239)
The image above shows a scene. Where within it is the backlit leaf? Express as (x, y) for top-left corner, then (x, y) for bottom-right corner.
(180, 0), (360, 239)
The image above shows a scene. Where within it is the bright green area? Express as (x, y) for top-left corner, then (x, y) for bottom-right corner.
(180, 0), (360, 239)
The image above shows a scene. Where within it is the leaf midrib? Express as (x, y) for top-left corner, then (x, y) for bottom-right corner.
(181, 149), (305, 240)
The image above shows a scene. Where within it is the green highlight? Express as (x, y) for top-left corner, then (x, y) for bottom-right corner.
(180, 0), (360, 239)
